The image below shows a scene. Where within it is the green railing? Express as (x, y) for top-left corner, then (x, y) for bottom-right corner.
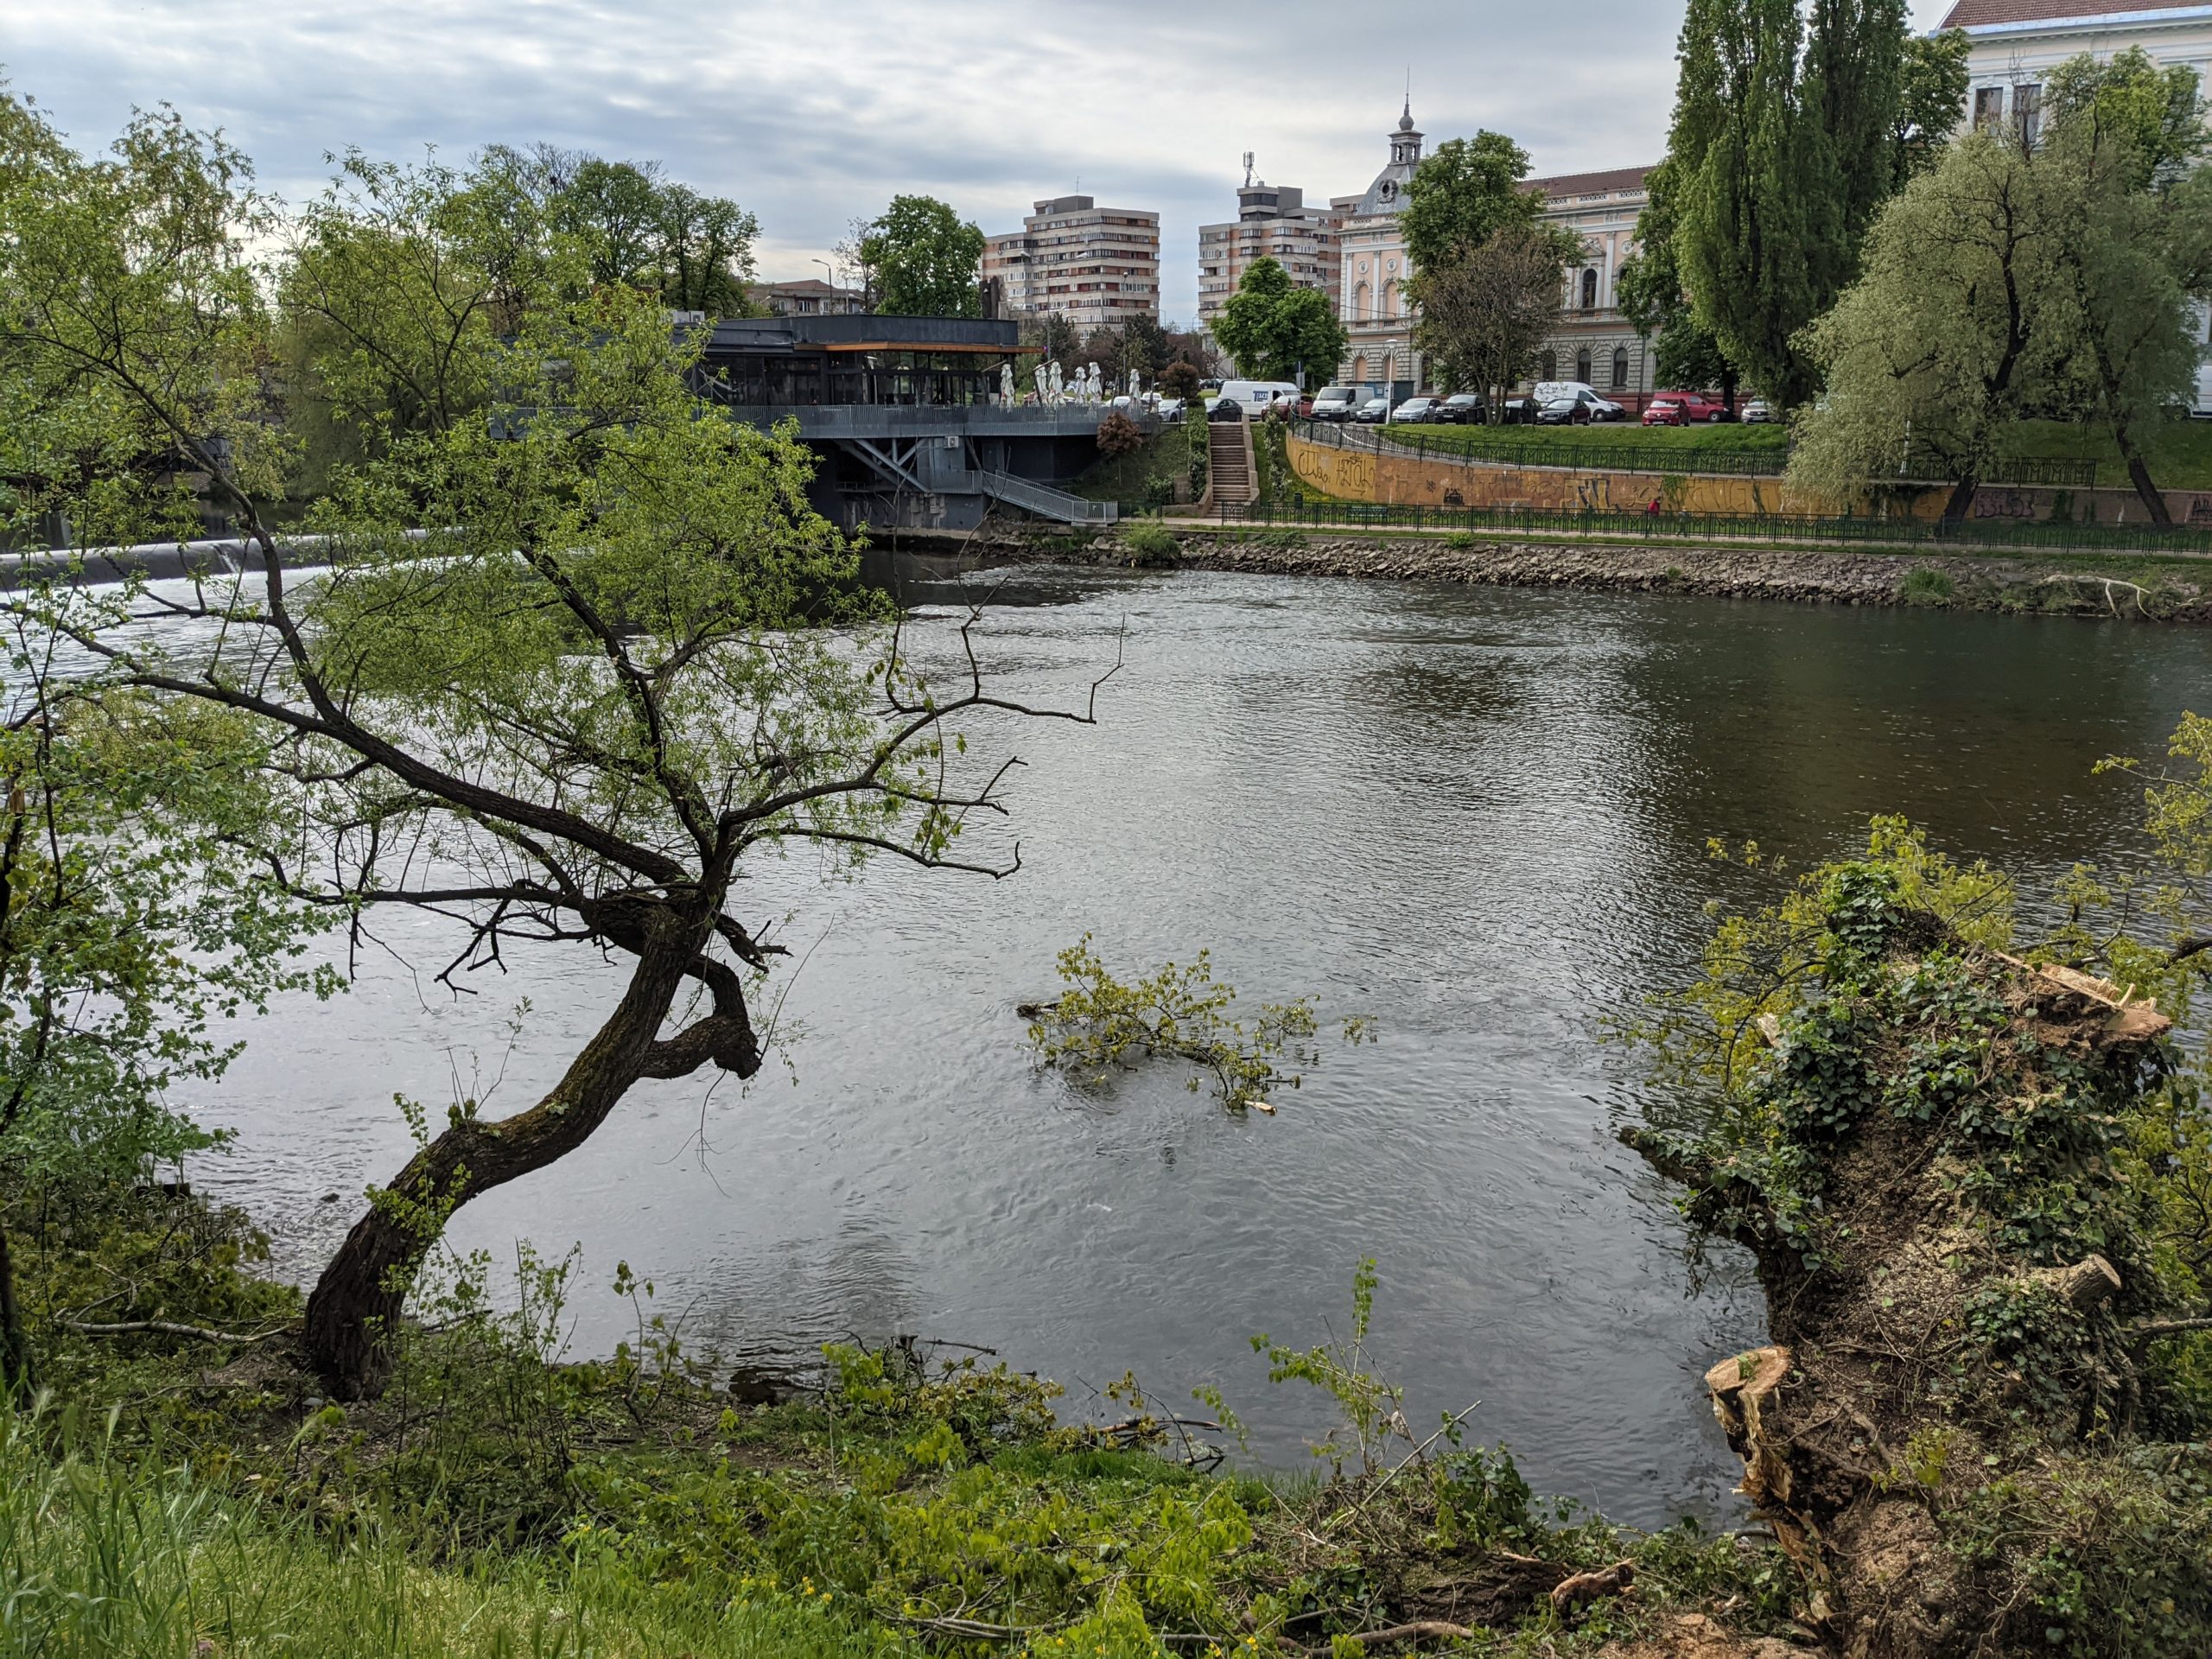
(1215, 493), (2212, 556)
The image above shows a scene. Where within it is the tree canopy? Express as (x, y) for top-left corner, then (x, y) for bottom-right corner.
(1411, 225), (1577, 410)
(1790, 53), (2212, 520)
(857, 195), (985, 318)
(1663, 0), (1941, 407)
(0, 97), (1093, 1399)
(1211, 257), (1348, 385)
(1399, 133), (1547, 274)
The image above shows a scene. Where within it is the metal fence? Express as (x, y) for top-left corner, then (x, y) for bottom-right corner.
(1214, 493), (2212, 556)
(1294, 419), (2103, 490)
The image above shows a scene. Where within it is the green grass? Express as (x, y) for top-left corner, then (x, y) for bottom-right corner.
(1403, 420), (1789, 456)
(1997, 416), (2212, 490)
(0, 1408), (896, 1659)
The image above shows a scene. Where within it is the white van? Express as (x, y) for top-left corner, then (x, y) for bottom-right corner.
(1217, 379), (1303, 413)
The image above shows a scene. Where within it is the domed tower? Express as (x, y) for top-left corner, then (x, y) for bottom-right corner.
(1357, 100), (1424, 215)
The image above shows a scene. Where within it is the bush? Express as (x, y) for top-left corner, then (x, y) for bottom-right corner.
(1121, 523), (1179, 566)
(1095, 410), (1146, 459)
(1898, 566), (1955, 607)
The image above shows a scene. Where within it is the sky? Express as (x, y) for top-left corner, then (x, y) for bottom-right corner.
(3, 0), (1964, 324)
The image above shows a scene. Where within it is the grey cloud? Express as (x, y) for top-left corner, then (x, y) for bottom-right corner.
(4, 0), (1968, 323)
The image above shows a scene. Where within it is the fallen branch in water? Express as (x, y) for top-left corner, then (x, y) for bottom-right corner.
(61, 1318), (292, 1346)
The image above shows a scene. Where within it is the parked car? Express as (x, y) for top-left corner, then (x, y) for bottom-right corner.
(1643, 390), (1732, 425)
(1498, 397), (1536, 424)
(1529, 382), (1629, 422)
(1208, 396), (1246, 423)
(1310, 386), (1361, 422)
(1354, 396), (1393, 423)
(1739, 398), (1776, 424)
(1438, 392), (1488, 424)
(1153, 397), (1186, 422)
(1390, 397), (1442, 424)
(1534, 387), (1626, 425)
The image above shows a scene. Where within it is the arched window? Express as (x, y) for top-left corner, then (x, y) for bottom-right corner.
(1611, 346), (1630, 390)
(1352, 283), (1370, 321)
(1580, 268), (1599, 309)
(1539, 349), (1557, 382)
(1351, 354), (1368, 385)
(1575, 346), (1592, 384)
(1382, 279), (1399, 318)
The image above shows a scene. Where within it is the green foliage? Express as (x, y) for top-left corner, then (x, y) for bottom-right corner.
(1026, 936), (1370, 1114)
(1411, 225), (1581, 407)
(1667, 0), (1915, 408)
(1789, 132), (2072, 508)
(1249, 1261), (1409, 1479)
(1119, 523), (1179, 566)
(1398, 132), (1547, 273)
(856, 194), (984, 318)
(1211, 257), (1347, 385)
(1618, 167), (1741, 401)
(1898, 566), (1954, 606)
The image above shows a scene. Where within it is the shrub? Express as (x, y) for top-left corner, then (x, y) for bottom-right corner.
(1095, 410), (1146, 459)
(1899, 566), (1955, 607)
(1120, 523), (1179, 566)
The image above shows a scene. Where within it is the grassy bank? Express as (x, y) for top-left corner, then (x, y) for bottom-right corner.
(0, 1202), (1790, 1659)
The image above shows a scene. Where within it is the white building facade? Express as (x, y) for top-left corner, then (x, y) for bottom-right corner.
(1943, 0), (2212, 142)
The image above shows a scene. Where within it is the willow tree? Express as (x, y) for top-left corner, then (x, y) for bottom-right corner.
(1, 99), (1100, 1397)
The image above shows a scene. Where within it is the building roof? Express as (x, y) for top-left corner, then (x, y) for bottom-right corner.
(1939, 0), (2212, 29)
(1522, 164), (1656, 198)
(750, 277), (849, 296)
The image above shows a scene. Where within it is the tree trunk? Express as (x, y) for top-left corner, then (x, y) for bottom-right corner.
(0, 1217), (29, 1397)
(1942, 474), (1980, 524)
(302, 902), (718, 1400)
(2116, 427), (2173, 526)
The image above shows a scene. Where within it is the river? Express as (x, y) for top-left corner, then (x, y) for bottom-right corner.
(179, 561), (2212, 1528)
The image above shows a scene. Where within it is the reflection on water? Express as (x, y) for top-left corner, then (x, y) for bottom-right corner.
(181, 564), (2212, 1527)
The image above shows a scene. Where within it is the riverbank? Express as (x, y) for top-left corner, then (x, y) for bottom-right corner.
(950, 525), (2212, 623)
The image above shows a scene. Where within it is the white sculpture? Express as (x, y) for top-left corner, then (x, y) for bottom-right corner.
(1050, 362), (1065, 404)
(1128, 369), (1141, 398)
(1001, 362), (1014, 406)
(1033, 363), (1047, 404)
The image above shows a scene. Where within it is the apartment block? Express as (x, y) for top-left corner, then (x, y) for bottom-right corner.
(1196, 181), (1344, 329)
(982, 196), (1161, 332)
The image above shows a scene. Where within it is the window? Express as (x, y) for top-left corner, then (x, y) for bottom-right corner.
(1611, 346), (1630, 390)
(1351, 355), (1368, 384)
(1581, 268), (1599, 309)
(2015, 82), (2043, 148)
(1974, 86), (2005, 132)
(1540, 349), (1558, 382)
(1352, 282), (1370, 321)
(1575, 346), (1593, 383)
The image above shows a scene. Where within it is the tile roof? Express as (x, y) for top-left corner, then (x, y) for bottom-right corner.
(1521, 164), (1657, 198)
(1941, 0), (2212, 29)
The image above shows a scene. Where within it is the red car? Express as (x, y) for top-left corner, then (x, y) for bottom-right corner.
(1643, 391), (1733, 426)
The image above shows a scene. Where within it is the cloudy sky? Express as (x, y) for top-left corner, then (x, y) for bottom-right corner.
(6, 0), (1961, 322)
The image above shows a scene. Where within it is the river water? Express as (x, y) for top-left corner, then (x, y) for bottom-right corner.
(179, 562), (2212, 1527)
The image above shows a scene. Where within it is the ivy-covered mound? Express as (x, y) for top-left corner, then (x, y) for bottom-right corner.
(1631, 852), (2212, 1658)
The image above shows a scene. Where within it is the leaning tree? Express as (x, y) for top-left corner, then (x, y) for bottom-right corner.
(1, 101), (1108, 1397)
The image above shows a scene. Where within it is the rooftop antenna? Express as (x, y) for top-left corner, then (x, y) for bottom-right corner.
(1242, 151), (1255, 188)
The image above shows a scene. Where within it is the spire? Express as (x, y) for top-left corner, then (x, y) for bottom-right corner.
(1400, 69), (1413, 131)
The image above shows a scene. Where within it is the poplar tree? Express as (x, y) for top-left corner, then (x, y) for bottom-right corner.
(1668, 0), (1914, 409)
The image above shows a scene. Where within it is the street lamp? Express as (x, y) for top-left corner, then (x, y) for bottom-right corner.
(812, 257), (839, 310)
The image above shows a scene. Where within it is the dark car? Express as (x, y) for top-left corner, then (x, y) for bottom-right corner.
(1535, 388), (1624, 425)
(1439, 393), (1488, 424)
(1207, 397), (1246, 423)
(1354, 396), (1393, 423)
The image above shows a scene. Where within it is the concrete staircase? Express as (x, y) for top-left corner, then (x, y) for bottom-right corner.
(1205, 421), (1257, 510)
